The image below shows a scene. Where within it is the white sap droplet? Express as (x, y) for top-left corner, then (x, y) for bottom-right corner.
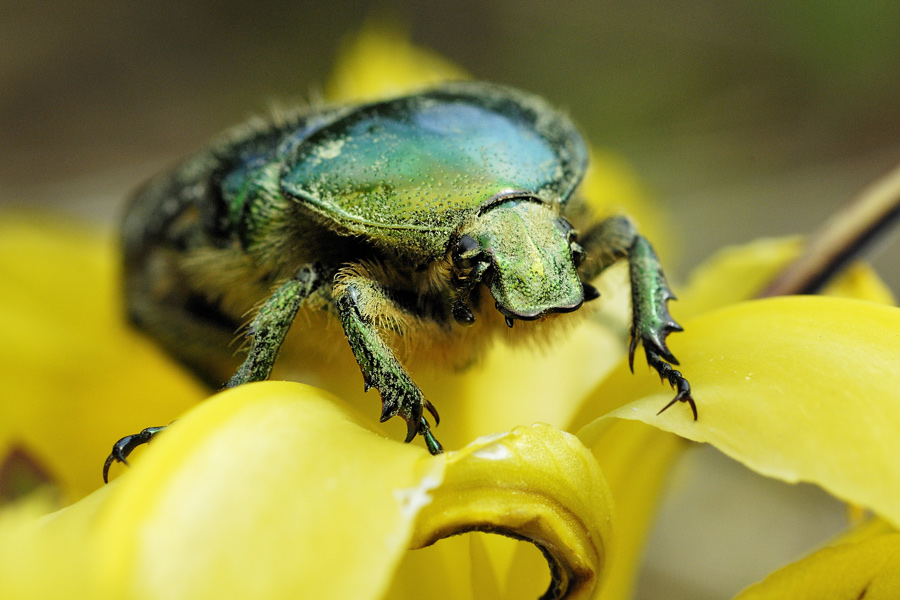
(393, 474), (441, 520)
(473, 444), (512, 461)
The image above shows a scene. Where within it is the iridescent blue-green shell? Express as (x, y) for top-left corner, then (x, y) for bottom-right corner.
(279, 82), (588, 259)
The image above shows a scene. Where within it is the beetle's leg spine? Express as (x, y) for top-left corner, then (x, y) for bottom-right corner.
(627, 234), (683, 371)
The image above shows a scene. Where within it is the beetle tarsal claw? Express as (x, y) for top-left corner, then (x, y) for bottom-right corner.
(628, 319), (682, 371)
(395, 393), (424, 444)
(418, 417), (444, 455)
(645, 348), (697, 421)
(102, 425), (167, 483)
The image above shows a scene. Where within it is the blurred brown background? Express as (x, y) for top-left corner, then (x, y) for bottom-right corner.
(3, 0), (900, 285)
(2, 1), (899, 598)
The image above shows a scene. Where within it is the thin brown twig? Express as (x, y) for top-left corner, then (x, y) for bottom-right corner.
(758, 162), (900, 298)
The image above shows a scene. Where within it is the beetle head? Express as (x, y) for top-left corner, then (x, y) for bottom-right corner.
(452, 196), (588, 325)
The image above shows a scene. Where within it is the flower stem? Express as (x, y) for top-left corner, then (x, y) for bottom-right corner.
(759, 162), (900, 297)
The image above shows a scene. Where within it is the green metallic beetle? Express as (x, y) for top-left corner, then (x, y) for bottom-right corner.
(104, 81), (693, 481)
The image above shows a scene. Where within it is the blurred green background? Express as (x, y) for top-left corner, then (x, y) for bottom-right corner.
(2, 1), (899, 598)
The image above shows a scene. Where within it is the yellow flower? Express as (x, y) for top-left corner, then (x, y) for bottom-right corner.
(3, 26), (900, 599)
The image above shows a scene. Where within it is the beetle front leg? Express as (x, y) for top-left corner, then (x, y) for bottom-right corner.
(579, 216), (696, 419)
(103, 265), (323, 481)
(333, 275), (443, 455)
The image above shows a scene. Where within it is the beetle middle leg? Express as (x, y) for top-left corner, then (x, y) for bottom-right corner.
(333, 270), (443, 455)
(579, 215), (696, 419)
(103, 264), (324, 481)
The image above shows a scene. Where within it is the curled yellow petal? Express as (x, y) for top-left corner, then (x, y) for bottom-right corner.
(94, 382), (439, 600)
(734, 533), (900, 599)
(0, 382), (441, 599)
(4, 383), (616, 600)
(410, 424), (614, 600)
(589, 296), (900, 529)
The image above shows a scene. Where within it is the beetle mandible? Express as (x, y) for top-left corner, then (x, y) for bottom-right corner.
(104, 81), (694, 481)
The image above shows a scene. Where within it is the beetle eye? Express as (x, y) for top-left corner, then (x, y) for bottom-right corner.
(453, 234), (481, 269)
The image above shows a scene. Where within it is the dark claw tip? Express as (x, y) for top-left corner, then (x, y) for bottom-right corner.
(402, 404), (423, 443)
(648, 340), (679, 365)
(102, 455), (114, 484)
(666, 321), (684, 333)
(379, 400), (401, 423)
(656, 396), (680, 417)
(656, 392), (697, 421)
(102, 445), (131, 483)
(582, 282), (601, 302)
(425, 400), (440, 426)
(627, 335), (638, 373)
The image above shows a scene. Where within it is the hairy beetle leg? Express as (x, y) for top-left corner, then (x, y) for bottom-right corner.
(335, 275), (444, 453)
(578, 216), (696, 420)
(102, 267), (323, 483)
(103, 425), (167, 483)
(627, 235), (696, 420)
(226, 265), (322, 388)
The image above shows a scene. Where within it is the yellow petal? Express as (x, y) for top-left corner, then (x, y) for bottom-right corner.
(579, 419), (686, 600)
(734, 533), (900, 600)
(325, 23), (469, 102)
(0, 214), (206, 503)
(822, 260), (896, 305)
(59, 382), (438, 600)
(834, 517), (897, 545)
(416, 304), (631, 450)
(103, 383), (440, 599)
(557, 237), (897, 600)
(407, 424), (614, 600)
(588, 296), (900, 528)
(678, 236), (895, 320)
(5, 383), (615, 600)
(0, 492), (103, 598)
